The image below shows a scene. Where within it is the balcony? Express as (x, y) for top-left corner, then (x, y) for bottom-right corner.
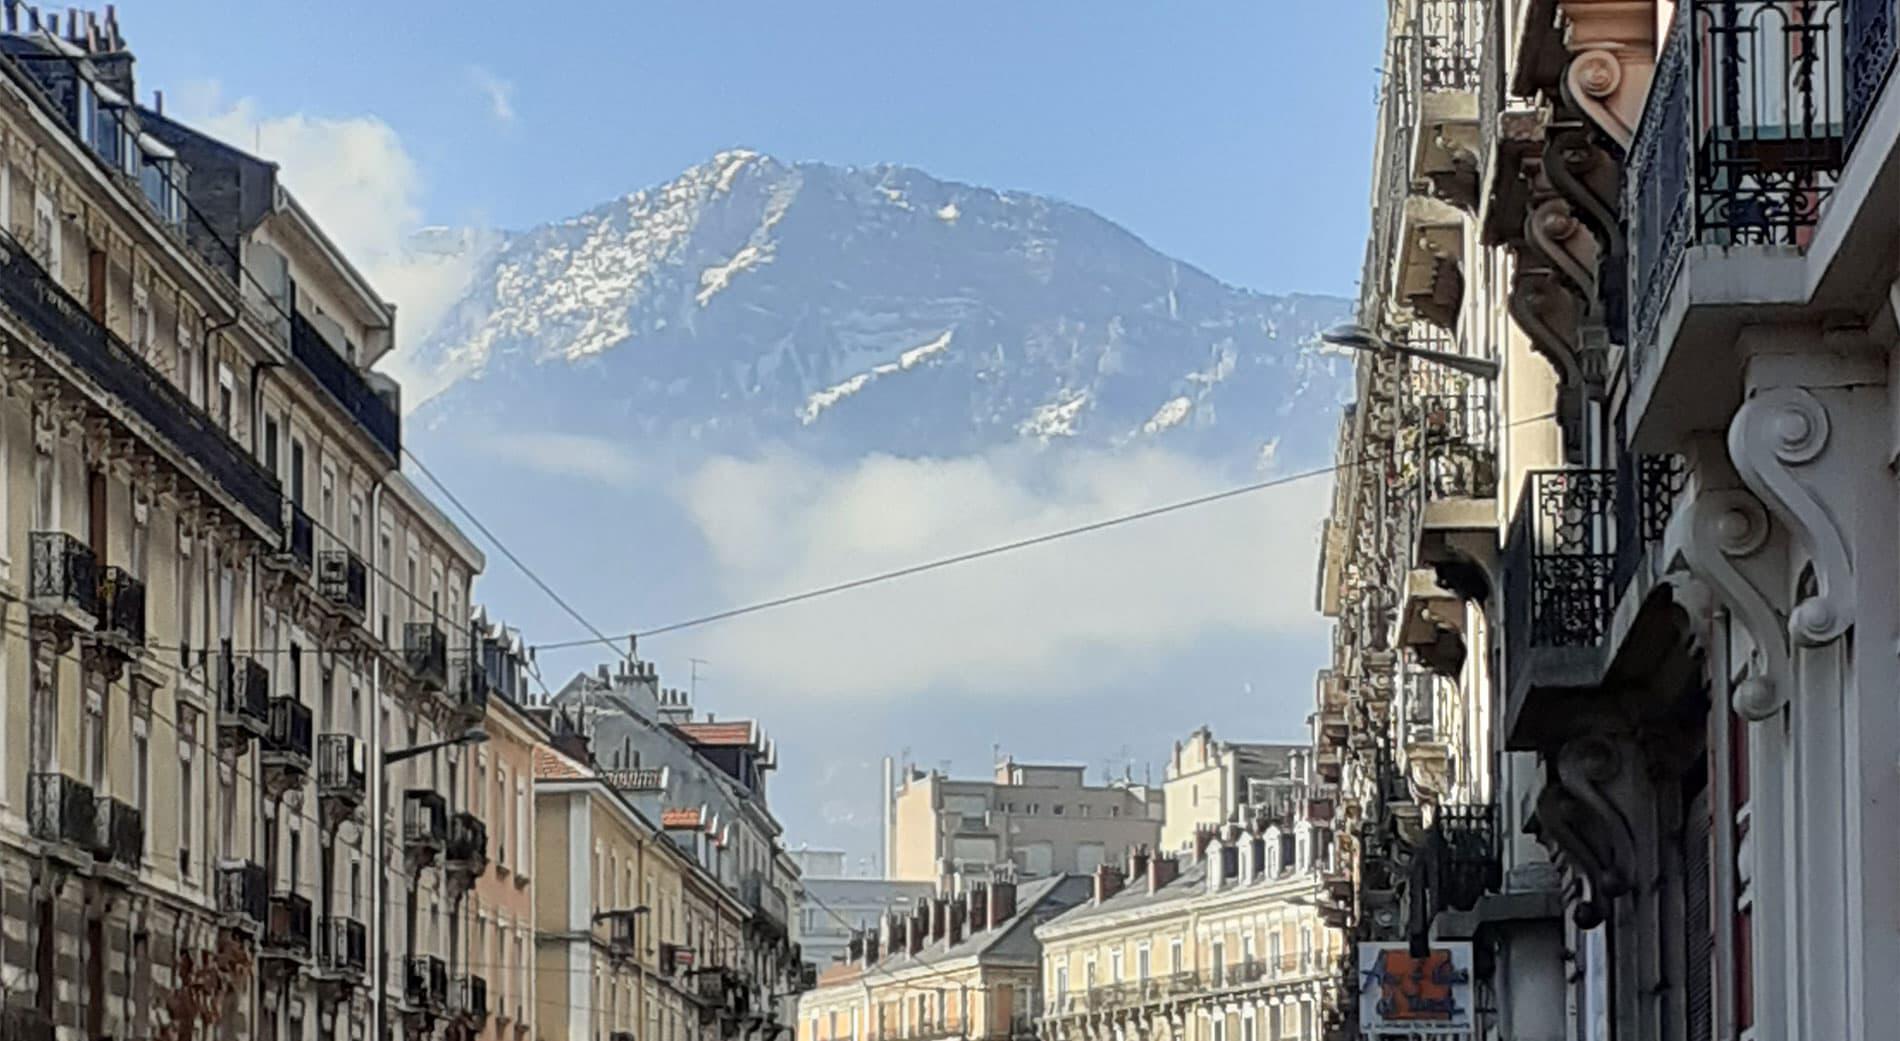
(316, 915), (368, 981)
(96, 566), (146, 652)
(317, 550), (368, 618)
(404, 954), (448, 1013)
(1624, 0), (1848, 443)
(262, 697), (314, 791)
(1502, 469), (1616, 748)
(28, 531), (99, 629)
(0, 231), (282, 532)
(93, 796), (144, 876)
(1412, 382), (1497, 569)
(1406, 804), (1502, 949)
(1409, 0), (1484, 209)
(742, 873), (790, 937)
(605, 909), (640, 958)
(278, 502), (315, 573)
(28, 773), (97, 858)
(1316, 745), (1343, 784)
(1611, 453), (1688, 599)
(218, 860), (269, 931)
(0, 1005), (53, 1041)
(217, 655), (271, 751)
(404, 623), (448, 691)
(403, 790), (448, 860)
(290, 310), (401, 460)
(317, 733), (367, 819)
(263, 892), (314, 963)
(453, 974), (489, 1024)
(447, 811), (489, 880)
(450, 648), (490, 723)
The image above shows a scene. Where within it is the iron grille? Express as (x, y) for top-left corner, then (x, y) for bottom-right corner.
(403, 790), (448, 848)
(28, 531), (98, 617)
(27, 773), (96, 847)
(98, 566), (146, 644)
(264, 697), (313, 763)
(404, 623), (448, 689)
(317, 733), (367, 799)
(284, 502), (315, 570)
(317, 550), (368, 614)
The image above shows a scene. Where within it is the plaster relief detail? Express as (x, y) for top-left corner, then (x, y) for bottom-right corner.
(1729, 387), (1854, 648)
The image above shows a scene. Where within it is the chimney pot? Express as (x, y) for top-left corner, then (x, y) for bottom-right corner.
(1148, 852), (1180, 894)
(988, 879), (1017, 929)
(967, 886), (988, 933)
(1092, 865), (1126, 905)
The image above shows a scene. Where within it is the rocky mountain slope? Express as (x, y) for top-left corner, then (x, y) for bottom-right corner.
(405, 151), (1352, 465)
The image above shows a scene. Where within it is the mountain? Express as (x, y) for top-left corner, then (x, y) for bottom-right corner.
(405, 150), (1353, 465)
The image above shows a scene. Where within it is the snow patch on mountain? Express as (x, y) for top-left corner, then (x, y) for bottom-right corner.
(1142, 396), (1193, 435)
(1021, 392), (1089, 440)
(936, 202), (959, 223)
(799, 329), (956, 424)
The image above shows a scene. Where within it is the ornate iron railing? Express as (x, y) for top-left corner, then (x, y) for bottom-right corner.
(218, 860), (269, 925)
(1504, 469), (1618, 656)
(451, 647), (490, 720)
(319, 915), (369, 976)
(265, 892), (313, 959)
(318, 549), (369, 615)
(284, 502), (315, 571)
(405, 622), (449, 689)
(29, 531), (99, 618)
(448, 811), (489, 870)
(0, 232), (282, 530)
(290, 311), (400, 460)
(1628, 0), (1846, 369)
(317, 733), (366, 801)
(403, 790), (448, 848)
(98, 566), (146, 645)
(1612, 453), (1689, 594)
(263, 697), (313, 764)
(28, 773), (97, 848)
(94, 796), (143, 870)
(1845, 0), (1898, 149)
(1414, 0), (1483, 91)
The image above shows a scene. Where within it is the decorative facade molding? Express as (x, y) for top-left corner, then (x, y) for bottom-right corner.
(1728, 387), (1854, 648)
(1674, 486), (1791, 721)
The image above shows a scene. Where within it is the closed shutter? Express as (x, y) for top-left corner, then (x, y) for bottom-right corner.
(1685, 786), (1713, 1041)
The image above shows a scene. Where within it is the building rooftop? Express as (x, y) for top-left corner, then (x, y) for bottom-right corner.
(671, 720), (759, 747)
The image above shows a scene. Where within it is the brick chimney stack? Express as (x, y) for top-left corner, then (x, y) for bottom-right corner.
(948, 895), (967, 945)
(1194, 824), (1217, 862)
(1148, 851), (1180, 894)
(909, 900), (928, 955)
(862, 932), (880, 966)
(847, 932), (863, 963)
(1128, 845), (1151, 882)
(989, 879), (1017, 929)
(968, 886), (988, 933)
(930, 897), (948, 943)
(1093, 865), (1126, 905)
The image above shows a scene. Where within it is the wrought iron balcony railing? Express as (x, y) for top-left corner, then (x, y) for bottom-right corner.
(1611, 454), (1688, 594)
(97, 566), (146, 647)
(29, 531), (99, 621)
(447, 811), (488, 872)
(93, 796), (143, 871)
(218, 654), (271, 746)
(218, 860), (269, 927)
(0, 1005), (53, 1041)
(1627, 0), (1847, 367)
(450, 648), (490, 721)
(317, 550), (368, 616)
(403, 790), (448, 850)
(404, 622), (448, 690)
(263, 697), (314, 767)
(1415, 385), (1497, 502)
(317, 733), (367, 803)
(1846, 0), (1898, 151)
(265, 892), (314, 959)
(1503, 469), (1617, 659)
(1413, 0), (1482, 92)
(282, 502), (315, 571)
(319, 915), (368, 977)
(28, 773), (97, 850)
(453, 974), (489, 1022)
(0, 232), (282, 531)
(405, 954), (446, 1011)
(742, 873), (790, 935)
(290, 310), (401, 460)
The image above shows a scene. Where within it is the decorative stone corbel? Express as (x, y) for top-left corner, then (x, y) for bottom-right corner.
(1728, 387), (1854, 647)
(1528, 735), (1643, 929)
(1672, 487), (1791, 721)
(1557, 0), (1658, 149)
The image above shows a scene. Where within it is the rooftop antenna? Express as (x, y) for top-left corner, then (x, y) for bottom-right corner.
(689, 658), (708, 701)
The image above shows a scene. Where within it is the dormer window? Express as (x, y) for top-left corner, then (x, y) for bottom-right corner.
(76, 80), (97, 146)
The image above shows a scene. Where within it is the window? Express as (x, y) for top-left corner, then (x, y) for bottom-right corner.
(1299, 927), (1312, 971)
(1052, 804), (1065, 815)
(81, 678), (105, 789)
(1137, 944), (1150, 981)
(1110, 805), (1121, 817)
(177, 322), (198, 406)
(263, 417), (278, 476)
(1211, 940), (1225, 982)
(178, 707), (197, 882)
(132, 703), (149, 848)
(1269, 933), (1280, 976)
(320, 466), (336, 531)
(1110, 949), (1123, 983)
(1241, 1014), (1255, 1041)
(1242, 933), (1255, 971)
(216, 364), (234, 431)
(495, 765), (508, 869)
(350, 493), (365, 553)
(288, 438), (306, 507)
(1078, 804), (1091, 817)
(33, 190), (58, 277)
(131, 284), (151, 357)
(1170, 938), (1183, 975)
(29, 642), (55, 773)
(288, 826), (302, 889)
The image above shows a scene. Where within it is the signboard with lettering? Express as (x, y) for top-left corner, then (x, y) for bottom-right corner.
(1356, 941), (1474, 1036)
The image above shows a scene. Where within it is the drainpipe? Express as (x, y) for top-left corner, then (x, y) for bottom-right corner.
(370, 476), (387, 1041)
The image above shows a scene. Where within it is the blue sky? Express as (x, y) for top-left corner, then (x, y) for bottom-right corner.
(126, 1), (1386, 298)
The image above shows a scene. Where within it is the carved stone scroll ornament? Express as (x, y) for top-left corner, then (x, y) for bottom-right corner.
(1676, 488), (1791, 721)
(1557, 0), (1658, 149)
(1530, 735), (1639, 929)
(1728, 387), (1854, 648)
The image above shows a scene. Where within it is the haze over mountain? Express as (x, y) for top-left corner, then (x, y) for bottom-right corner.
(398, 150), (1353, 855)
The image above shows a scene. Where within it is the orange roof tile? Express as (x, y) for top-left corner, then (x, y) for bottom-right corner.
(661, 808), (703, 829)
(533, 746), (591, 781)
(671, 721), (755, 747)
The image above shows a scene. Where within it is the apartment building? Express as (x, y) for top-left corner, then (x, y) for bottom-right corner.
(794, 874), (1091, 1041)
(1159, 729), (1308, 855)
(1318, 0), (1900, 1039)
(0, 7), (498, 1041)
(1039, 776), (1340, 1041)
(888, 761), (1161, 886)
(463, 619), (541, 1041)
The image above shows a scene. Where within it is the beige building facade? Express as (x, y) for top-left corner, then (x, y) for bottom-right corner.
(888, 761), (1160, 886)
(1158, 730), (1307, 855)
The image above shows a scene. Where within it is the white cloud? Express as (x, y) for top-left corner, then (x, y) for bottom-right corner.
(482, 432), (643, 488)
(467, 66), (517, 125)
(666, 447), (1330, 700)
(174, 84), (485, 404)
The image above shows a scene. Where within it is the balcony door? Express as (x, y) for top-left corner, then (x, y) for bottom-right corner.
(290, 439), (306, 508)
(88, 468), (106, 558)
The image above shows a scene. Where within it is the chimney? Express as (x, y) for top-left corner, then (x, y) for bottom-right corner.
(930, 897), (948, 943)
(1128, 845), (1151, 882)
(551, 716), (591, 765)
(967, 886), (988, 933)
(847, 932), (864, 963)
(947, 896), (967, 945)
(909, 900), (928, 955)
(989, 879), (1017, 929)
(862, 932), (880, 966)
(1148, 851), (1180, 894)
(1092, 865), (1126, 905)
(1237, 831), (1256, 882)
(1193, 825), (1217, 862)
(887, 912), (906, 959)
(1251, 833), (1268, 879)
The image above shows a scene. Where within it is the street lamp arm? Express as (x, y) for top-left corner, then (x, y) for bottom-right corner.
(1320, 322), (1499, 381)
(383, 728), (490, 767)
